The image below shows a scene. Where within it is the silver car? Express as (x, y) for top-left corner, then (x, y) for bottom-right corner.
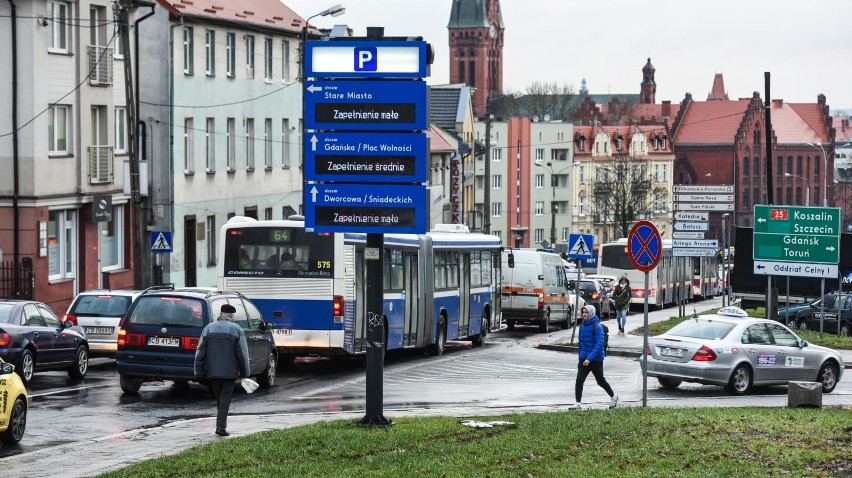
(644, 306), (844, 395)
(64, 290), (142, 357)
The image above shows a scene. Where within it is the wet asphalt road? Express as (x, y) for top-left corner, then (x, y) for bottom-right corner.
(2, 304), (850, 464)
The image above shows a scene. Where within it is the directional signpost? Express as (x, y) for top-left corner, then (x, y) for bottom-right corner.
(304, 37), (430, 427)
(753, 205), (840, 278)
(628, 221), (661, 408)
(672, 184), (734, 258)
(567, 233), (594, 346)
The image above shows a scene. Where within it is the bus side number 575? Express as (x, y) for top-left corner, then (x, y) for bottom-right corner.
(317, 261), (332, 269)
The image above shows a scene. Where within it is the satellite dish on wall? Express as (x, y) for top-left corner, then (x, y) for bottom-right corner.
(544, 114), (551, 121)
(533, 115), (539, 123)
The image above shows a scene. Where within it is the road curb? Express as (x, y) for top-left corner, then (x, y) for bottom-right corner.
(537, 343), (643, 359)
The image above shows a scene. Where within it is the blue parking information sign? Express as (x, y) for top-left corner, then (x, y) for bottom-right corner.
(354, 46), (377, 71)
(305, 183), (428, 234)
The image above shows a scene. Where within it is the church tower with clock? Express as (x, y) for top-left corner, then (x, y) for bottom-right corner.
(447, 0), (504, 117)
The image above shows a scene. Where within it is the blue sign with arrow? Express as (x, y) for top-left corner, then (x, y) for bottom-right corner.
(304, 132), (427, 183)
(304, 80), (428, 131)
(305, 183), (428, 234)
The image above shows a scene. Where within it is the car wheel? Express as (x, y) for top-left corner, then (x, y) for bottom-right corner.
(67, 346), (88, 380)
(786, 317), (797, 328)
(725, 364), (752, 395)
(797, 319), (808, 331)
(17, 349), (34, 384)
(0, 397), (26, 444)
(539, 309), (550, 333)
(818, 362), (839, 393)
(657, 377), (682, 390)
(507, 321), (515, 330)
(433, 317), (446, 356)
(840, 324), (850, 337)
(120, 373), (143, 394)
(258, 352), (277, 388)
(560, 307), (571, 329)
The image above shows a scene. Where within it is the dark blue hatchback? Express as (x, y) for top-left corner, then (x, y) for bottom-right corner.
(115, 288), (278, 394)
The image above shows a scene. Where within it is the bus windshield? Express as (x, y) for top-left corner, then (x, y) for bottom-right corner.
(223, 226), (334, 278)
(600, 244), (633, 270)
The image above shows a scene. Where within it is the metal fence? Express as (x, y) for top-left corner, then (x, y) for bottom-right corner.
(0, 261), (34, 300)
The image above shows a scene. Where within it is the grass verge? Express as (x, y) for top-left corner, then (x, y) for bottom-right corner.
(98, 408), (851, 478)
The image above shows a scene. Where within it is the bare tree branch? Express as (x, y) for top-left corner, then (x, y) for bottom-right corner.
(591, 152), (660, 238)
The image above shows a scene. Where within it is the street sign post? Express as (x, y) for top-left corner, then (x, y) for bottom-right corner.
(753, 260), (837, 279)
(672, 248), (718, 257)
(673, 211), (709, 221)
(673, 202), (735, 211)
(627, 220), (661, 409)
(305, 40), (428, 78)
(672, 231), (706, 239)
(675, 194), (735, 203)
(304, 132), (428, 183)
(672, 185), (734, 193)
(567, 233), (594, 347)
(304, 80), (428, 131)
(673, 221), (709, 231)
(305, 183), (427, 234)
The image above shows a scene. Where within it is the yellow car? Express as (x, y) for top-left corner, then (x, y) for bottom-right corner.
(0, 357), (27, 444)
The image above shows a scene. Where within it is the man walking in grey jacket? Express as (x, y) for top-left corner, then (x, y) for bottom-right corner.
(194, 303), (250, 436)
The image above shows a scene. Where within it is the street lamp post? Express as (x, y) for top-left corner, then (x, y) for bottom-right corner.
(807, 142), (832, 207)
(784, 172), (809, 206)
(300, 4), (346, 80)
(535, 160), (580, 250)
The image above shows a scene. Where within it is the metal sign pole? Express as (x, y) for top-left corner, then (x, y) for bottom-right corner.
(570, 266), (581, 345)
(642, 269), (649, 408)
(819, 278), (825, 339)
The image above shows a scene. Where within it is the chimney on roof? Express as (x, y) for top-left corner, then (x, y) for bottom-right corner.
(774, 99), (783, 107)
(662, 100), (671, 118)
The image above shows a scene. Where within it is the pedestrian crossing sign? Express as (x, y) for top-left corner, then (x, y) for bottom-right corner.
(150, 231), (173, 253)
(567, 233), (594, 259)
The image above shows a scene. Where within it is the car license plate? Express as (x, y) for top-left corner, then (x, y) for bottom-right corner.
(147, 336), (180, 347)
(660, 347), (684, 358)
(273, 328), (293, 336)
(85, 326), (114, 335)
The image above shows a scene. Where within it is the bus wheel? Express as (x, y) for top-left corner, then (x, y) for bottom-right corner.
(433, 317), (446, 356)
(471, 316), (487, 347)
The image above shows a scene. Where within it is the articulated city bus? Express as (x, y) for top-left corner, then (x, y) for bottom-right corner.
(218, 217), (502, 363)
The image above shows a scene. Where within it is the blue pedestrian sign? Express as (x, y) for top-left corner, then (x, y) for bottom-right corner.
(305, 183), (427, 234)
(305, 40), (428, 78)
(150, 231), (172, 253)
(304, 132), (427, 183)
(567, 233), (594, 259)
(628, 220), (661, 272)
(304, 80), (428, 131)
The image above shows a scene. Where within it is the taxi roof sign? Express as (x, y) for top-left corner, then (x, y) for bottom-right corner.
(717, 306), (749, 318)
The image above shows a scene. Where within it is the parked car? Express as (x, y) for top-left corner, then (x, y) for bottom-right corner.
(569, 279), (612, 320)
(808, 293), (852, 336)
(64, 289), (143, 357)
(115, 287), (278, 394)
(502, 250), (583, 331)
(585, 274), (618, 312)
(0, 300), (89, 384)
(0, 357), (27, 444)
(777, 292), (847, 331)
(644, 306), (843, 395)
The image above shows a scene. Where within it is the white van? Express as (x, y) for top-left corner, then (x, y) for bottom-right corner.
(501, 249), (584, 332)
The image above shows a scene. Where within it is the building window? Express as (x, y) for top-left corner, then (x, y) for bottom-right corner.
(281, 40), (291, 81)
(226, 32), (235, 77)
(184, 118), (194, 173)
(100, 207), (123, 271)
(743, 157), (749, 177)
(662, 164), (668, 181)
(264, 118), (272, 169)
(469, 60), (475, 86)
(743, 188), (749, 209)
(114, 107), (127, 153)
(535, 148), (545, 161)
(264, 37), (273, 81)
(48, 1), (70, 52)
(796, 187), (802, 205)
(579, 166), (585, 183)
(206, 215), (217, 266)
(534, 229), (543, 243)
(48, 105), (70, 154)
(754, 156), (760, 176)
(205, 30), (215, 76)
(534, 174), (544, 188)
(654, 164), (660, 182)
(246, 118), (255, 170)
(264, 208), (272, 220)
(787, 156), (793, 173)
(226, 118), (235, 171)
(458, 60), (465, 84)
(281, 118), (291, 168)
(578, 193), (586, 215)
(535, 201), (545, 216)
(796, 156), (803, 175)
(776, 156), (783, 177)
(492, 174), (502, 189)
(183, 27), (194, 74)
(246, 35), (255, 76)
(491, 202), (501, 217)
(48, 209), (76, 280)
(205, 118), (215, 172)
(492, 148), (502, 161)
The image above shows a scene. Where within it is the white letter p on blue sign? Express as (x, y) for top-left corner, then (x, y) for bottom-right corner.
(354, 47), (377, 71)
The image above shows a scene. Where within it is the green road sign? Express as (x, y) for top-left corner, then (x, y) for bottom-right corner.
(753, 205), (840, 265)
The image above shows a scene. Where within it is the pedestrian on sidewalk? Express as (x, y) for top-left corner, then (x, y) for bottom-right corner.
(194, 303), (250, 437)
(613, 275), (631, 333)
(569, 305), (618, 410)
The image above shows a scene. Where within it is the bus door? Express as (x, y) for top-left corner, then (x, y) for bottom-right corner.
(492, 250), (502, 329)
(458, 253), (471, 339)
(354, 248), (367, 353)
(404, 251), (419, 347)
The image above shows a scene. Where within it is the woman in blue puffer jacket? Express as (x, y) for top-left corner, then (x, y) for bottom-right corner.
(569, 304), (618, 410)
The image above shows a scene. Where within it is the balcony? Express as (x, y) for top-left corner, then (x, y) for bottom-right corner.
(88, 145), (114, 184)
(88, 45), (114, 85)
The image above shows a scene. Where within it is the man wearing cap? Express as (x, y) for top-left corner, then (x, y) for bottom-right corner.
(194, 303), (250, 436)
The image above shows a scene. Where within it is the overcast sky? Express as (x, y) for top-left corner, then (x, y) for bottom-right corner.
(287, 0), (852, 112)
